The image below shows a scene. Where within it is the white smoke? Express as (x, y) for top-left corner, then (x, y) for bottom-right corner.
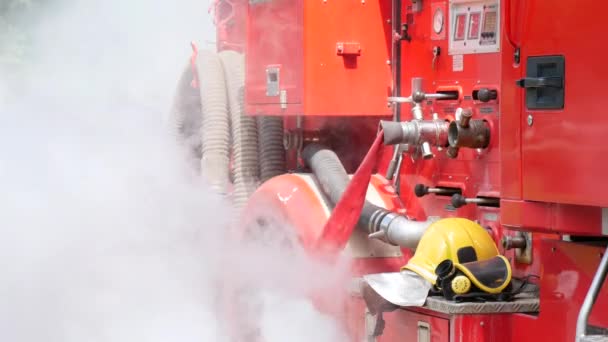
(0, 1), (350, 341)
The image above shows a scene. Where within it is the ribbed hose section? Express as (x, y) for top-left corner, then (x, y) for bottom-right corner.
(219, 50), (260, 208)
(168, 61), (203, 172)
(257, 116), (286, 182)
(302, 143), (382, 231)
(197, 50), (231, 192)
(302, 144), (350, 204)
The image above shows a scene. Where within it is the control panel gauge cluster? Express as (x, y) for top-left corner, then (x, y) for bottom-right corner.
(448, 0), (500, 55)
(433, 7), (444, 34)
(431, 2), (447, 40)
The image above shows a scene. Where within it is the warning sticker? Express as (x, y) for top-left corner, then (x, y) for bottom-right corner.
(453, 54), (463, 72)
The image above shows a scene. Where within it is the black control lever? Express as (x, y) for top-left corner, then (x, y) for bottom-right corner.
(451, 194), (500, 208)
(475, 88), (498, 103)
(414, 184), (461, 198)
(516, 76), (563, 89)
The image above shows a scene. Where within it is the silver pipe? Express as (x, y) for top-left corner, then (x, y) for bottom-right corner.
(369, 211), (435, 249)
(387, 96), (413, 103)
(411, 103), (424, 120)
(381, 120), (448, 147)
(576, 246), (608, 342)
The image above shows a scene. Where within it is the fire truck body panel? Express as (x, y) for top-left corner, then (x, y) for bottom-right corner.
(517, 0), (608, 209)
(204, 0), (608, 340)
(246, 0), (393, 116)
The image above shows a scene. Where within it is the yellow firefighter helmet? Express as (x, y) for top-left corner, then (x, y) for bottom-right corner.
(365, 218), (512, 306)
(402, 218), (500, 285)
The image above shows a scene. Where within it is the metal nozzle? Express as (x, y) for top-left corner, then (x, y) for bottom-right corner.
(448, 119), (490, 150)
(502, 235), (527, 250)
(421, 141), (433, 159)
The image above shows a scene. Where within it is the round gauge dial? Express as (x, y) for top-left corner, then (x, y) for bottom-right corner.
(433, 8), (444, 34)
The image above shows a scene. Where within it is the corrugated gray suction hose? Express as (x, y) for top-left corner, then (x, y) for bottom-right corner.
(257, 116), (286, 182)
(219, 50), (261, 207)
(168, 61), (203, 172)
(197, 50), (231, 192)
(169, 50), (285, 204)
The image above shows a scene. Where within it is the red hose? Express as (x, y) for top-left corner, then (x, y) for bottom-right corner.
(314, 130), (385, 255)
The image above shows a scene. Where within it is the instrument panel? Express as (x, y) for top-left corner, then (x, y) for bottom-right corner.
(448, 0), (500, 55)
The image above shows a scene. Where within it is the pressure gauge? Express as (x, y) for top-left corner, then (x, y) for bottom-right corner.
(433, 8), (444, 34)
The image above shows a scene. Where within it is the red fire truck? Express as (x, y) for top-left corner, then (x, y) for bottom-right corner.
(170, 0), (608, 341)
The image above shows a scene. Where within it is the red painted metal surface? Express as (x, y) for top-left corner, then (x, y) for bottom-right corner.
(450, 314), (512, 342)
(381, 309), (450, 342)
(516, 0), (608, 208)
(245, 0), (393, 116)
(237, 0), (608, 341)
(212, 0), (247, 52)
(246, 0), (304, 116)
(498, 0), (524, 200)
(510, 240), (608, 342)
(498, 0), (608, 224)
(501, 199), (604, 236)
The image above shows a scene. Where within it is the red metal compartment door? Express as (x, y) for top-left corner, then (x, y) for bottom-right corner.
(380, 309), (449, 342)
(246, 0), (304, 115)
(520, 0), (608, 207)
(302, 0), (392, 116)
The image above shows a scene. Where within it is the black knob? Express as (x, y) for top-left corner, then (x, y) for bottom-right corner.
(451, 193), (467, 208)
(477, 88), (498, 102)
(414, 184), (429, 197)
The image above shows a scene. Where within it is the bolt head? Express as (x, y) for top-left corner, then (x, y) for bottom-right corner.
(446, 146), (459, 159)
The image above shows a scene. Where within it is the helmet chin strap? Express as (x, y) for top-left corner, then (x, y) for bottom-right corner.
(434, 274), (540, 303)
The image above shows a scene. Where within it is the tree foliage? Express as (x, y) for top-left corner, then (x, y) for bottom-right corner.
(0, 0), (44, 68)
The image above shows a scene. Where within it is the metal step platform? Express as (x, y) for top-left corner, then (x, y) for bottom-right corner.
(423, 291), (539, 315)
(353, 277), (539, 315)
(580, 336), (608, 342)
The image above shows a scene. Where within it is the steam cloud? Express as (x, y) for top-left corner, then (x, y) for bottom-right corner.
(0, 1), (350, 341)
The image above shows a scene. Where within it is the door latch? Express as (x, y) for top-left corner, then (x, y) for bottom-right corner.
(516, 76), (563, 89)
(517, 55), (565, 110)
